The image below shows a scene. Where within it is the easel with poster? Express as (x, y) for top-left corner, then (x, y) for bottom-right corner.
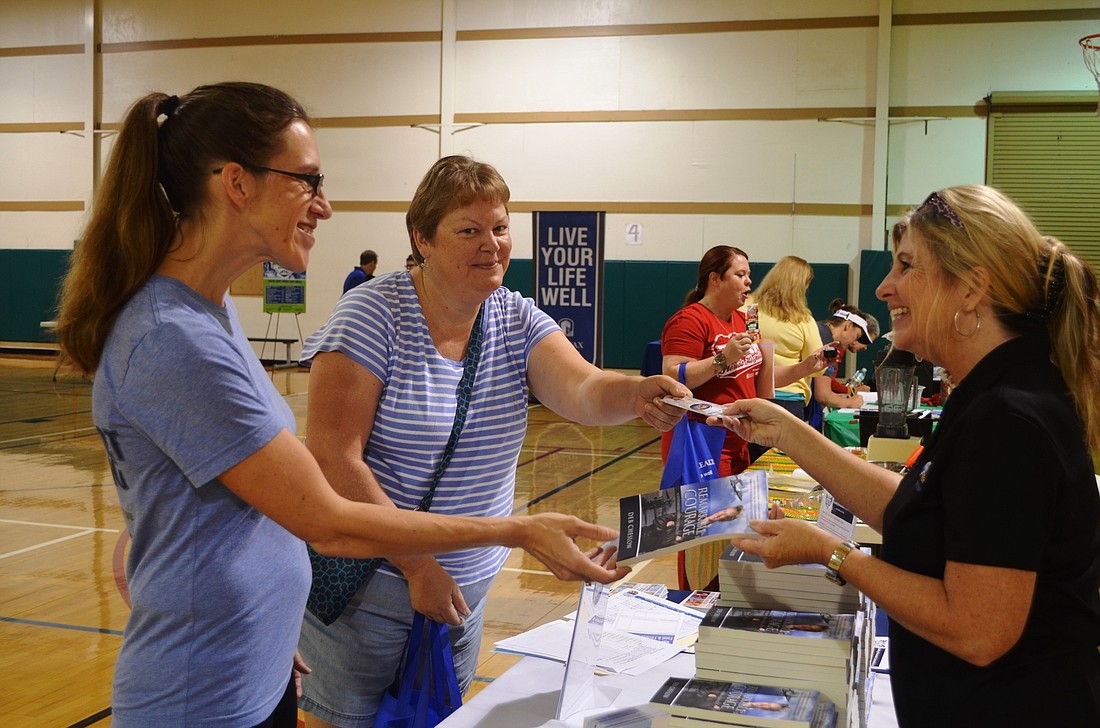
(256, 261), (305, 368)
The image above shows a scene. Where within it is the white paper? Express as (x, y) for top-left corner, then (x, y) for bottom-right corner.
(496, 594), (690, 676)
(591, 630), (683, 676)
(607, 591), (703, 645)
(816, 489), (857, 541)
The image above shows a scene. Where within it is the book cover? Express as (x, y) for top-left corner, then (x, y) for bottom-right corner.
(700, 608), (855, 650)
(583, 703), (670, 728)
(682, 589), (721, 611)
(666, 700), (835, 728)
(651, 676), (821, 727)
(615, 472), (768, 566)
(690, 664), (853, 708)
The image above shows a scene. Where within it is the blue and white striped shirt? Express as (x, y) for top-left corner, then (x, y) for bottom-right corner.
(301, 271), (559, 584)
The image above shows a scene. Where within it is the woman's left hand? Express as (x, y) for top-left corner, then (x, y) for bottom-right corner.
(635, 375), (691, 431)
(729, 517), (838, 569)
(515, 514), (632, 583)
(805, 345), (834, 374)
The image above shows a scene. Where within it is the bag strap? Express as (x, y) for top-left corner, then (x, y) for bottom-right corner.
(430, 619), (462, 709)
(415, 304), (484, 513)
(398, 612), (428, 697)
(393, 613), (461, 727)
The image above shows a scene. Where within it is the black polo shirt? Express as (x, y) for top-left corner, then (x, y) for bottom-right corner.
(882, 332), (1100, 726)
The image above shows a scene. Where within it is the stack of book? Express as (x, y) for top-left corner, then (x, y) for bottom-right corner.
(694, 607), (860, 725)
(650, 675), (837, 728)
(717, 546), (863, 615)
(704, 546), (878, 728)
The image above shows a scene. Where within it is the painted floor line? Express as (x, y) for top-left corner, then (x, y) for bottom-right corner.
(0, 424), (100, 447)
(0, 517), (119, 532)
(0, 529), (98, 560)
(0, 615), (124, 636)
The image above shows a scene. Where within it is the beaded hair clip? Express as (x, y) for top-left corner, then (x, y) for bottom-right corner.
(916, 191), (965, 230)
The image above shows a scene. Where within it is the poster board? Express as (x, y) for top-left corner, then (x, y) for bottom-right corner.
(262, 261), (306, 314)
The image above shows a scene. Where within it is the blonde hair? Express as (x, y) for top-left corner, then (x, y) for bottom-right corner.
(893, 184), (1100, 455)
(750, 255), (814, 323)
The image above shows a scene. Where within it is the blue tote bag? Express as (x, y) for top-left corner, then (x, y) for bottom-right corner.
(375, 612), (463, 728)
(660, 363), (726, 490)
(660, 363), (729, 591)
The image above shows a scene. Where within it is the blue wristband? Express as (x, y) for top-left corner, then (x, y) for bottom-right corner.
(677, 362), (688, 385)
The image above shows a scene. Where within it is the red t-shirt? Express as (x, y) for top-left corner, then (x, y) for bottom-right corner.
(829, 349), (848, 394)
(660, 302), (764, 475)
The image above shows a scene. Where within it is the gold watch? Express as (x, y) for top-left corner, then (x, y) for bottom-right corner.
(712, 351), (728, 375)
(825, 540), (858, 586)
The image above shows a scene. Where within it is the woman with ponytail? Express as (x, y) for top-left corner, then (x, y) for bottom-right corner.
(55, 82), (630, 727)
(723, 185), (1100, 725)
(658, 245), (827, 590)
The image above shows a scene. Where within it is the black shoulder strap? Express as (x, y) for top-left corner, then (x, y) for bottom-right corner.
(416, 303), (484, 512)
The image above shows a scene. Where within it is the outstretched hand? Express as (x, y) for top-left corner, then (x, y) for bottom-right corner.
(730, 517), (839, 570)
(636, 374), (691, 431)
(705, 397), (797, 451)
(517, 513), (632, 583)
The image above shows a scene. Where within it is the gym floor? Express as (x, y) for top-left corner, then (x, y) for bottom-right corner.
(0, 355), (678, 726)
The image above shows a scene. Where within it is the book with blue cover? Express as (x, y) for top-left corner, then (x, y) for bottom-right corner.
(614, 471), (768, 566)
(651, 676), (824, 727)
(699, 607), (856, 655)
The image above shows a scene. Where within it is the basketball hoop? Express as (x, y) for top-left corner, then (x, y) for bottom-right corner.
(1080, 33), (1100, 115)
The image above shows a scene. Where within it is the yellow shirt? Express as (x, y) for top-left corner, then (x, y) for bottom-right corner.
(755, 309), (823, 404)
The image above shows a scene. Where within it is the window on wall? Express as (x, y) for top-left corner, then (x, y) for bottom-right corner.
(986, 92), (1100, 273)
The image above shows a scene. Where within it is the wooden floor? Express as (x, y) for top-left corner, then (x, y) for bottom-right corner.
(0, 354), (678, 727)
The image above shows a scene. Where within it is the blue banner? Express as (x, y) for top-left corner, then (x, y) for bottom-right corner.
(533, 211), (604, 365)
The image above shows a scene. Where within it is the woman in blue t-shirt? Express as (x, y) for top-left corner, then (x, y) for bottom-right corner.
(54, 84), (646, 728)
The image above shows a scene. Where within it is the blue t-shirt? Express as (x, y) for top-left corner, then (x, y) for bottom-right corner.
(301, 271), (558, 584)
(94, 276), (311, 727)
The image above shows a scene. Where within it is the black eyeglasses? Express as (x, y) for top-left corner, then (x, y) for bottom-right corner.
(213, 163), (324, 197)
(917, 191), (965, 230)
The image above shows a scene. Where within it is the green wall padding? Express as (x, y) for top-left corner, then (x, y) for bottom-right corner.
(506, 259), (851, 369)
(2, 253), (857, 367)
(0, 249), (70, 342)
(856, 250), (895, 382)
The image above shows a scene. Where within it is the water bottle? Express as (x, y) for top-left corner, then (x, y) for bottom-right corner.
(847, 367), (867, 394)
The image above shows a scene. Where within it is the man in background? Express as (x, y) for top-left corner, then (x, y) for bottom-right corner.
(342, 250), (378, 293)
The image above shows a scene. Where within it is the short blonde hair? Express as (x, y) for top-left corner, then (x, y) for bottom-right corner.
(405, 155), (510, 263)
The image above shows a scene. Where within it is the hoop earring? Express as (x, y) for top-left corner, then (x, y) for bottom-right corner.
(953, 308), (981, 338)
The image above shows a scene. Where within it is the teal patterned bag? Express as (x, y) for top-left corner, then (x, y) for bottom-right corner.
(305, 306), (484, 626)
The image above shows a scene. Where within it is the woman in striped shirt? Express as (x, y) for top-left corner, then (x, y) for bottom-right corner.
(297, 155), (689, 728)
